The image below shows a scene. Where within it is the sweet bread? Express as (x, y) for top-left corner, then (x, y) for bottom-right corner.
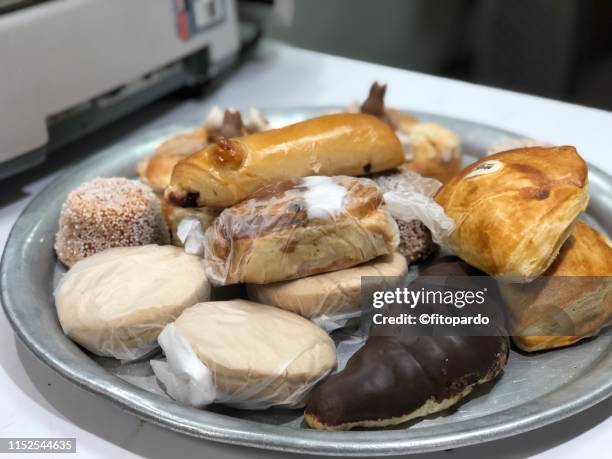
(152, 300), (336, 409)
(54, 245), (210, 360)
(435, 146), (589, 281)
(353, 82), (461, 183)
(138, 107), (269, 192)
(501, 221), (612, 351)
(400, 122), (462, 184)
(247, 253), (407, 319)
(138, 127), (208, 193)
(304, 256), (508, 430)
(55, 178), (168, 267)
(166, 113), (404, 208)
(203, 176), (399, 285)
(160, 199), (219, 247)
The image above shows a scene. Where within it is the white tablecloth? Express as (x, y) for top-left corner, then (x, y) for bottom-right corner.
(0, 40), (610, 459)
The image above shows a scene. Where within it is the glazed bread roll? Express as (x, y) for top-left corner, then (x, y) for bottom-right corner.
(435, 146), (589, 281)
(166, 113), (404, 208)
(247, 253), (407, 318)
(203, 176), (400, 285)
(152, 300), (336, 409)
(54, 245), (210, 360)
(501, 221), (612, 352)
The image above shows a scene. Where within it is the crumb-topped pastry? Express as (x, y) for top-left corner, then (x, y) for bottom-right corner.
(54, 178), (168, 266)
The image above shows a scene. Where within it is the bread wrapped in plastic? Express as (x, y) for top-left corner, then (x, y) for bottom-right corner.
(203, 176), (400, 285)
(160, 198), (219, 251)
(248, 253), (407, 321)
(54, 245), (210, 360)
(151, 300), (337, 409)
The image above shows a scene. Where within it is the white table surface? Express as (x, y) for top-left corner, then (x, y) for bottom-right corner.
(0, 39), (610, 459)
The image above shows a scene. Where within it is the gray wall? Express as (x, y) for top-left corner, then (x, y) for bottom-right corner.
(262, 0), (473, 73)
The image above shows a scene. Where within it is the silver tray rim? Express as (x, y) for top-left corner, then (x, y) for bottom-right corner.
(2, 107), (611, 456)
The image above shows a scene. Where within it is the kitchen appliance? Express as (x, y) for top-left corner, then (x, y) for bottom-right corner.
(0, 0), (241, 179)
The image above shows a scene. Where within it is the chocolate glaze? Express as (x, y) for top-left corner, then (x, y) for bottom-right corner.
(305, 257), (509, 428)
(167, 190), (200, 208)
(219, 110), (246, 139)
(360, 82), (387, 118)
(360, 82), (395, 128)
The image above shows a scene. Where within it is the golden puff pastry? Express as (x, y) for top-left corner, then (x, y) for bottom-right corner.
(166, 113), (405, 208)
(203, 176), (399, 285)
(501, 221), (612, 352)
(435, 146), (589, 282)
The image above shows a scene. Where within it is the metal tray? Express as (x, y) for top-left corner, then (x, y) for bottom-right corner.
(2, 107), (611, 456)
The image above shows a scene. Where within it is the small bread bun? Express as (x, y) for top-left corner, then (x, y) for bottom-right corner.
(401, 122), (462, 184)
(54, 178), (168, 267)
(54, 245), (210, 360)
(138, 127), (208, 193)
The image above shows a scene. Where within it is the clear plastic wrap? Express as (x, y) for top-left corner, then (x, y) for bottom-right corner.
(203, 176), (400, 285)
(151, 300), (337, 409)
(383, 191), (455, 244)
(54, 245), (210, 361)
(177, 216), (206, 256)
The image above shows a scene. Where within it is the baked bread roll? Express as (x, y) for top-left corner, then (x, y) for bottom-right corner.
(203, 176), (400, 285)
(352, 82), (461, 184)
(435, 146), (589, 281)
(400, 122), (462, 184)
(138, 107), (269, 192)
(247, 253), (407, 319)
(501, 221), (612, 352)
(151, 300), (336, 409)
(166, 113), (404, 208)
(54, 245), (210, 360)
(138, 127), (209, 193)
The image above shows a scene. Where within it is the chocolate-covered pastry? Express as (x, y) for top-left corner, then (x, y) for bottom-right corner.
(305, 257), (509, 430)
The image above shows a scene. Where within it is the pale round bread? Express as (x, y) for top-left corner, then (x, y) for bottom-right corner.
(173, 300), (336, 405)
(55, 245), (210, 360)
(247, 253), (407, 318)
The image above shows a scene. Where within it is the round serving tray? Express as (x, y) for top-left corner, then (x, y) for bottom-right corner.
(2, 107), (611, 456)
